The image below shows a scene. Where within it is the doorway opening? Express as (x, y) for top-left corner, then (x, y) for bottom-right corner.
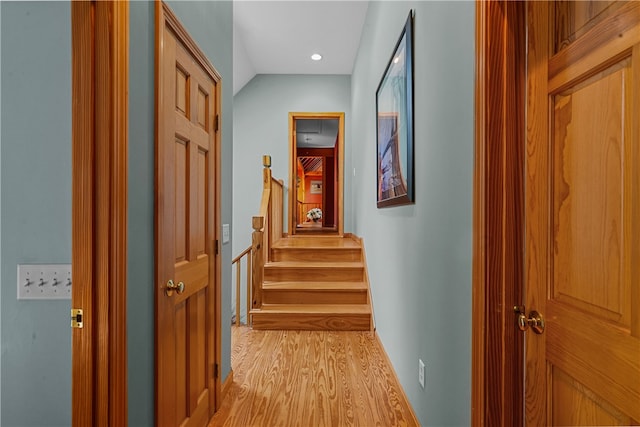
(288, 112), (344, 236)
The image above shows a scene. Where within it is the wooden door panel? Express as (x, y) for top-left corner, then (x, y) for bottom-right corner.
(197, 88), (209, 129)
(526, 1), (640, 425)
(175, 139), (188, 263)
(176, 302), (188, 422)
(552, 59), (628, 324)
(547, 301), (640, 420)
(551, 367), (633, 426)
(196, 150), (207, 256)
(176, 66), (189, 116)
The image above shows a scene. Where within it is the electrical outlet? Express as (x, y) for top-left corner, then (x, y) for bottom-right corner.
(418, 359), (425, 388)
(17, 264), (72, 300)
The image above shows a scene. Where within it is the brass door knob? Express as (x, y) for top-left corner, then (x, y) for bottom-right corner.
(513, 306), (545, 334)
(165, 279), (185, 297)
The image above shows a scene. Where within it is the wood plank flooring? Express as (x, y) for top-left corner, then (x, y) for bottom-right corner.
(209, 326), (419, 427)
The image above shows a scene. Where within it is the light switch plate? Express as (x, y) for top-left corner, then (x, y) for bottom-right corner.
(222, 224), (230, 244)
(17, 264), (72, 300)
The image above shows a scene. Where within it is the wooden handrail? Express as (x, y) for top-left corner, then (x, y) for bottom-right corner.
(258, 189), (271, 219)
(231, 245), (252, 326)
(232, 245), (252, 264)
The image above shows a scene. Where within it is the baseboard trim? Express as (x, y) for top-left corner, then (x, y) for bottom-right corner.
(221, 369), (234, 403)
(375, 334), (420, 425)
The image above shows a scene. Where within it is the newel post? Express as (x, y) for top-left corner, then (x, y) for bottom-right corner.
(251, 216), (264, 310)
(262, 154), (272, 260)
(263, 154), (272, 188)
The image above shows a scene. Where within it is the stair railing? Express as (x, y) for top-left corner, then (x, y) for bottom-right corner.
(232, 155), (284, 325)
(231, 245), (252, 326)
(252, 155), (284, 311)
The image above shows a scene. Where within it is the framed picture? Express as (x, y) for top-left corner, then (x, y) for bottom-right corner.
(310, 180), (322, 194)
(376, 10), (414, 208)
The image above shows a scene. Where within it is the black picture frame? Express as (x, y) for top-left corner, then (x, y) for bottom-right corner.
(376, 10), (414, 208)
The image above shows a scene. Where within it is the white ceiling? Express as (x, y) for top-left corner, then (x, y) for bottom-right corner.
(233, 1), (370, 95)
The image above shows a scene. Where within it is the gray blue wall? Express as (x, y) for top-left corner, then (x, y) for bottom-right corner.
(350, 2), (474, 425)
(232, 74), (352, 320)
(128, 2), (156, 425)
(1, 2), (72, 426)
(0, 2), (3, 420)
(1, 1), (233, 426)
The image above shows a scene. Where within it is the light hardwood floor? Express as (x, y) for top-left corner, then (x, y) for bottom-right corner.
(209, 326), (419, 427)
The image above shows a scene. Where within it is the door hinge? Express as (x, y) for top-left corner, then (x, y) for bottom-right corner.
(215, 239), (219, 255)
(213, 363), (219, 378)
(214, 114), (219, 132)
(71, 308), (83, 328)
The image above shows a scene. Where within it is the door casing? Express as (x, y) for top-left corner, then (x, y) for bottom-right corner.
(472, 1), (525, 425)
(71, 1), (129, 425)
(288, 112), (345, 236)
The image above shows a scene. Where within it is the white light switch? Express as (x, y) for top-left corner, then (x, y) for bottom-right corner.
(17, 264), (72, 300)
(222, 224), (230, 244)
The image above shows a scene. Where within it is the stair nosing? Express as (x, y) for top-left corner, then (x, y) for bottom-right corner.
(264, 261), (363, 268)
(263, 281), (367, 290)
(252, 303), (371, 314)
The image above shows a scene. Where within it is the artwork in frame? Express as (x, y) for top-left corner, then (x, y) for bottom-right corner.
(376, 10), (414, 208)
(310, 180), (322, 194)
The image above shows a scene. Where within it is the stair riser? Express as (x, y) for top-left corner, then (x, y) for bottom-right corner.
(263, 290), (367, 305)
(251, 313), (371, 331)
(271, 248), (361, 262)
(264, 267), (363, 282)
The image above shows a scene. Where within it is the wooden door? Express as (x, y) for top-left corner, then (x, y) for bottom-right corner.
(156, 4), (221, 426)
(526, 1), (640, 424)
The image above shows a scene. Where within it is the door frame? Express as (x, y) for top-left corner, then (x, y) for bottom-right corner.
(71, 1), (129, 425)
(154, 0), (223, 418)
(472, 0), (526, 425)
(288, 112), (344, 236)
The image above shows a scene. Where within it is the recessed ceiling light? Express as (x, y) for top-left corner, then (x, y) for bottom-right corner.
(393, 56), (400, 64)
(311, 53), (322, 61)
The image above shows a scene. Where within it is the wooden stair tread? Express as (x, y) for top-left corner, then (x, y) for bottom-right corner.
(253, 304), (371, 314)
(272, 246), (359, 251)
(273, 237), (360, 249)
(265, 261), (363, 268)
(263, 281), (367, 290)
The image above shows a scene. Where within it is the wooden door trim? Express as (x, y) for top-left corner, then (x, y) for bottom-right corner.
(154, 0), (223, 417)
(288, 112), (345, 236)
(72, 1), (129, 425)
(472, 1), (525, 425)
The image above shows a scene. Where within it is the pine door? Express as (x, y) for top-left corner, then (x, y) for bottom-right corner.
(525, 1), (640, 424)
(156, 4), (220, 426)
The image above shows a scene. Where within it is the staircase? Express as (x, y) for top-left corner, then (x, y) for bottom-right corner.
(250, 235), (373, 331)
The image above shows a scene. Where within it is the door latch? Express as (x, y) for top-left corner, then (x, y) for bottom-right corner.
(71, 308), (83, 329)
